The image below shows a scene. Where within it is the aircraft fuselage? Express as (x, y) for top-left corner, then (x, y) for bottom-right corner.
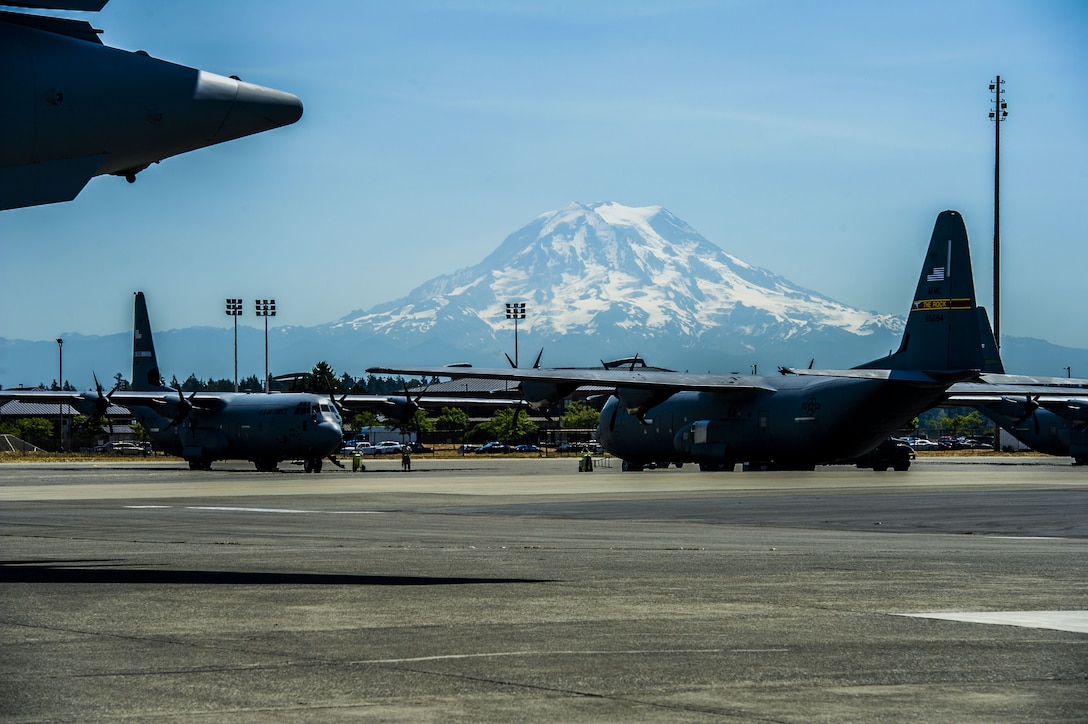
(0, 16), (302, 210)
(978, 403), (1088, 464)
(130, 393), (342, 470)
(598, 376), (947, 470)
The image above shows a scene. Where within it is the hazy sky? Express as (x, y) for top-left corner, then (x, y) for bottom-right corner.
(2, 0), (1085, 350)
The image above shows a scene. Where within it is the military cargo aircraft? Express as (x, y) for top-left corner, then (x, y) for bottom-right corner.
(946, 363), (1088, 465)
(0, 292), (343, 471)
(0, 292), (513, 471)
(0, 1), (303, 211)
(369, 210), (997, 472)
(936, 286), (1088, 465)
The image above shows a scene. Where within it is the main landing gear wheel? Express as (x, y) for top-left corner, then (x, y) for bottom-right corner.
(254, 458), (279, 472)
(303, 458), (323, 473)
(698, 462), (733, 472)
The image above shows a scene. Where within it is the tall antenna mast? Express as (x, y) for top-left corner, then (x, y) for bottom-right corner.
(989, 76), (1008, 347)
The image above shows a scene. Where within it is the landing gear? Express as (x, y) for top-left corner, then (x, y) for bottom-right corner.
(187, 458), (212, 471)
(302, 458), (323, 474)
(698, 462), (734, 472)
(254, 457), (280, 472)
(621, 460), (644, 472)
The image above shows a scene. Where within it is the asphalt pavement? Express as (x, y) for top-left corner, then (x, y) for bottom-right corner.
(1, 457), (1085, 722)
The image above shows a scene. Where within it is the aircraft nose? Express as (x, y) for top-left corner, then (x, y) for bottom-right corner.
(195, 71), (303, 143)
(318, 419), (343, 454)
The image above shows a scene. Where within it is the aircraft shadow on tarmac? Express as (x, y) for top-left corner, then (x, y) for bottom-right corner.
(0, 561), (552, 586)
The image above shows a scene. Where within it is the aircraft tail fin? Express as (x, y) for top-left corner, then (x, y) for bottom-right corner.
(856, 210), (988, 373)
(975, 307), (1005, 374)
(131, 291), (167, 391)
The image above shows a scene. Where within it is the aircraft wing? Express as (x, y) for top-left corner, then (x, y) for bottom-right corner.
(780, 367), (980, 385)
(0, 388), (111, 417)
(339, 394), (518, 410)
(945, 382), (1088, 405)
(366, 365), (778, 416)
(366, 365), (777, 393)
(0, 388), (227, 415)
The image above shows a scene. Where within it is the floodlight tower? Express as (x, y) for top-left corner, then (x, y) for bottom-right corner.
(989, 76), (1008, 347)
(254, 299), (276, 393)
(225, 298), (243, 392)
(505, 302), (526, 368)
(56, 337), (63, 451)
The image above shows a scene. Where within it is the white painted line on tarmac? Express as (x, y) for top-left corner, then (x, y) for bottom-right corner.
(897, 611), (1088, 634)
(124, 505), (384, 514)
(354, 648), (727, 665)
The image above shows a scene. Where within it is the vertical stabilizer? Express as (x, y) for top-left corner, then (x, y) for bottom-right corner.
(857, 210), (986, 372)
(975, 307), (1005, 373)
(132, 291), (166, 391)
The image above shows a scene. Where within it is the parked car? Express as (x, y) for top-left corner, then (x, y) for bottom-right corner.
(403, 441), (433, 454)
(94, 441), (151, 455)
(373, 441), (406, 454)
(475, 441), (510, 454)
(556, 442), (589, 453)
(457, 444), (478, 454)
(513, 444), (542, 453)
(339, 442), (376, 455)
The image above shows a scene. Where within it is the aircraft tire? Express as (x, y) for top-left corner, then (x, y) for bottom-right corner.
(255, 458), (280, 473)
(188, 459), (212, 471)
(621, 460), (644, 472)
(698, 462), (732, 472)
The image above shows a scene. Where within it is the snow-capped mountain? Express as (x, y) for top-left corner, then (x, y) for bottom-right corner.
(4, 201), (1084, 389)
(330, 201), (904, 370)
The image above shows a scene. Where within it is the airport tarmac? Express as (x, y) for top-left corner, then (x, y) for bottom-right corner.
(1, 457), (1085, 722)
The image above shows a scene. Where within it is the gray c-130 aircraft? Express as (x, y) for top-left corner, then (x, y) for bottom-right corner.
(0, 1), (303, 211)
(370, 210), (996, 471)
(0, 292), (515, 471)
(0, 292), (344, 472)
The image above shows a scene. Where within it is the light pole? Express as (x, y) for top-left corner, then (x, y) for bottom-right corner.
(255, 299), (276, 393)
(505, 302), (526, 368)
(56, 337), (63, 451)
(225, 298), (243, 392)
(989, 76), (1008, 348)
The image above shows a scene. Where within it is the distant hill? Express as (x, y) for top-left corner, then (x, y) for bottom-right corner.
(2, 202), (1084, 389)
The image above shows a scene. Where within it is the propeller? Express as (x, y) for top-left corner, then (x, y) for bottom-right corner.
(161, 384), (196, 431)
(1008, 394), (1041, 434)
(506, 347), (544, 369)
(90, 371), (119, 434)
(389, 380), (426, 434)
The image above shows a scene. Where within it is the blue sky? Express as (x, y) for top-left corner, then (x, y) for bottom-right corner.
(2, 0), (1086, 352)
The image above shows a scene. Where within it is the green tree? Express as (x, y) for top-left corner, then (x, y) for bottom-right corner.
(15, 417), (55, 448)
(407, 409), (435, 434)
(473, 407), (538, 443)
(71, 414), (105, 449)
(561, 401), (599, 430)
(435, 407), (469, 431)
(310, 361), (341, 393)
(352, 410), (382, 430)
(130, 420), (148, 441)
